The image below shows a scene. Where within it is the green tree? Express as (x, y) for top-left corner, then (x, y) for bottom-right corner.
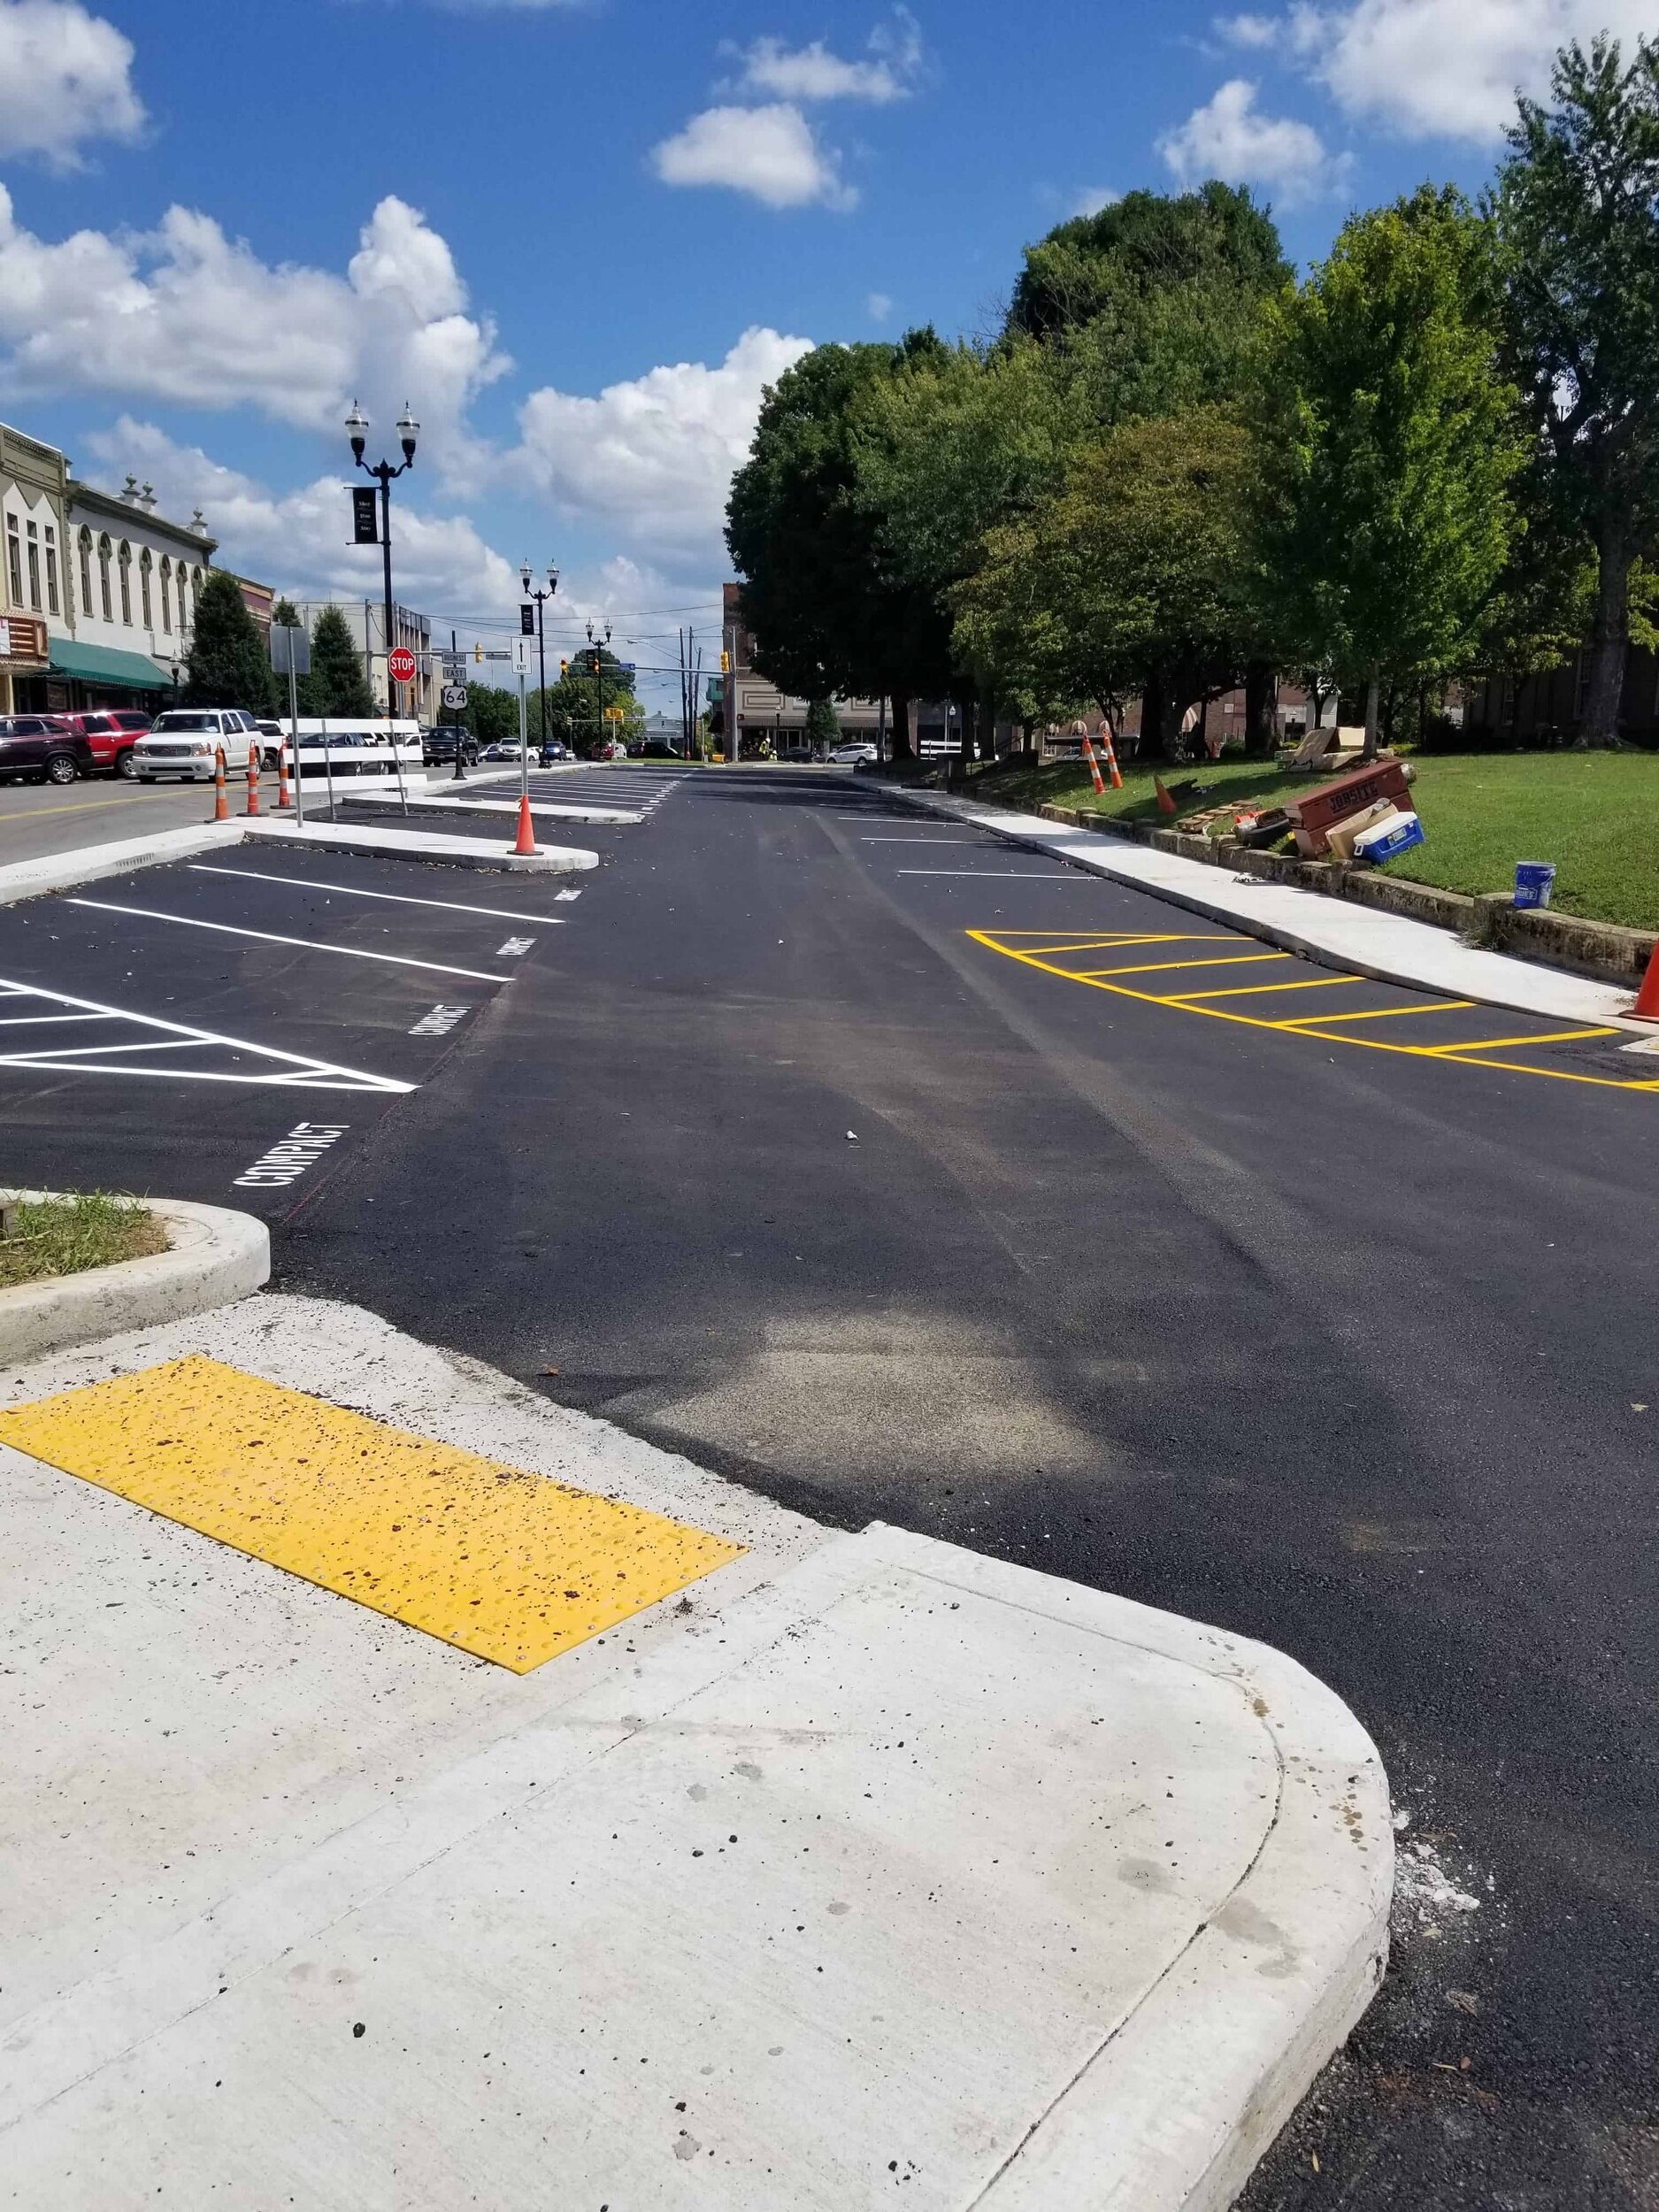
(1257, 186), (1527, 757)
(726, 334), (956, 759)
(1006, 182), (1289, 345)
(464, 684), (519, 747)
(308, 603), (374, 716)
(1496, 35), (1659, 744)
(183, 571), (274, 712)
(956, 407), (1259, 758)
(803, 696), (841, 750)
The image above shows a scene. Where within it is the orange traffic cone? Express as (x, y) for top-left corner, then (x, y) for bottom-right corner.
(1098, 722), (1124, 790)
(1080, 733), (1107, 797)
(244, 741), (261, 817)
(275, 745), (293, 811)
(1154, 774), (1179, 816)
(1633, 937), (1659, 1020)
(212, 747), (229, 822)
(512, 793), (538, 856)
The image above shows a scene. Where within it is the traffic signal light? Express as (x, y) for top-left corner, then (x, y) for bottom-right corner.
(473, 641), (482, 664)
(560, 658), (569, 677)
(720, 650), (730, 672)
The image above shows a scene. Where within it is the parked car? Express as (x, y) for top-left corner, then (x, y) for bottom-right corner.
(829, 741), (878, 764)
(538, 740), (570, 764)
(130, 707), (262, 781)
(0, 714), (93, 785)
(641, 739), (680, 760)
(423, 725), (479, 768)
(479, 741), (524, 764)
(57, 709), (153, 778)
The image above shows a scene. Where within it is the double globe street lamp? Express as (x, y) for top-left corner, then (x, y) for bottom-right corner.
(520, 562), (559, 760)
(345, 401), (419, 736)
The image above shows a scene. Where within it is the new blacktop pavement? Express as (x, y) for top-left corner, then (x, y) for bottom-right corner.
(28, 770), (1633, 2206)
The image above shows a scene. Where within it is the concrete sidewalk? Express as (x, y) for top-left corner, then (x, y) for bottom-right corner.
(1, 1296), (1389, 2210)
(909, 792), (1653, 1035)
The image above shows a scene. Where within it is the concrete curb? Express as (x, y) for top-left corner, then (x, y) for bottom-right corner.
(0, 821), (244, 906)
(0, 1291), (1389, 2211)
(0, 1193), (269, 1363)
(245, 818), (599, 872)
(905, 791), (1650, 1034)
(347, 789), (643, 826)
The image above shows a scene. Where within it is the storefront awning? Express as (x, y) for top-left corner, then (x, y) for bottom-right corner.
(47, 637), (173, 691)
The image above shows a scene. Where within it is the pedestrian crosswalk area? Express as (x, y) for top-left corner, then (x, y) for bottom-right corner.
(481, 766), (686, 818)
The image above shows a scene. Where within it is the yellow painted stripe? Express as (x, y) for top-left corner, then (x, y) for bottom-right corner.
(1163, 973), (1365, 1002)
(0, 1356), (743, 1672)
(1078, 952), (1290, 979)
(966, 932), (1657, 1097)
(993, 934), (1237, 957)
(1277, 1000), (1477, 1026)
(1417, 1025), (1618, 1054)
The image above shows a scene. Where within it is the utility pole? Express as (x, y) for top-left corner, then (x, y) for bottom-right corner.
(587, 617), (611, 755)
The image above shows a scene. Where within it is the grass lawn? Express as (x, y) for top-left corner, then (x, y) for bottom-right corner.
(0, 1192), (166, 1289)
(967, 749), (1659, 932)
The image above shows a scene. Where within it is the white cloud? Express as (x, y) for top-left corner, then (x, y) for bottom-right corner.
(1071, 186), (1121, 217)
(1274, 0), (1655, 142)
(0, 0), (143, 166)
(733, 10), (923, 104)
(650, 103), (856, 211)
(513, 326), (814, 555)
(0, 188), (507, 475)
(1159, 79), (1337, 201)
(81, 418), (521, 611)
(866, 290), (894, 323)
(1217, 12), (1281, 47)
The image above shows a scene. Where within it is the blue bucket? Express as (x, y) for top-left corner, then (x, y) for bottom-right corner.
(1514, 862), (1556, 910)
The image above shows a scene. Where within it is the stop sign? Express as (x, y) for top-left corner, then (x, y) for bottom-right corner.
(388, 645), (418, 686)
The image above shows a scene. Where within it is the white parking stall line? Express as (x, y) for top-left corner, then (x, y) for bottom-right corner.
(0, 1011), (126, 1025)
(189, 865), (566, 927)
(0, 972), (414, 1091)
(67, 899), (511, 984)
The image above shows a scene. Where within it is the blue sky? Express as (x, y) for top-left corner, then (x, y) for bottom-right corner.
(0, 0), (1635, 703)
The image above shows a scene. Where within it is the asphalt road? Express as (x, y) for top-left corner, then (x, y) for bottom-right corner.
(5, 762), (1655, 2207)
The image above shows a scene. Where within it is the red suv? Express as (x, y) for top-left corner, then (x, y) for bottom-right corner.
(58, 709), (154, 777)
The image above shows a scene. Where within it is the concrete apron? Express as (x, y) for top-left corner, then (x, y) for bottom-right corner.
(0, 1294), (1390, 2211)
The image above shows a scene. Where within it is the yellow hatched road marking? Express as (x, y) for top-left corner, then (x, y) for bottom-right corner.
(968, 930), (1655, 1097)
(0, 1356), (743, 1672)
(1078, 952), (1290, 979)
(1417, 1025), (1619, 1054)
(994, 933), (1236, 958)
(1278, 1000), (1477, 1026)
(1164, 973), (1365, 1002)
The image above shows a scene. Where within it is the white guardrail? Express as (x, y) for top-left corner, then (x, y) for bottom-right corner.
(263, 719), (424, 800)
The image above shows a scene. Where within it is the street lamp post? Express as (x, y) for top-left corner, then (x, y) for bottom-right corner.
(587, 618), (611, 756)
(346, 401), (418, 806)
(520, 562), (559, 762)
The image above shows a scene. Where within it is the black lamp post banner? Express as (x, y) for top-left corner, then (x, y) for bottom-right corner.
(350, 488), (379, 545)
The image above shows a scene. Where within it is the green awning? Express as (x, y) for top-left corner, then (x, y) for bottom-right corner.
(48, 636), (172, 691)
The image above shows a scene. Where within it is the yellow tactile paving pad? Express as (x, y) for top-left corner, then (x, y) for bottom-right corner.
(0, 1355), (744, 1671)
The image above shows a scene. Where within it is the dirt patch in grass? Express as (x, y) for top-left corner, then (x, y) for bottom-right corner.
(0, 1193), (168, 1289)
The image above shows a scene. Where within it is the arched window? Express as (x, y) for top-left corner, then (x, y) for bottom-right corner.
(97, 535), (112, 623)
(118, 541), (132, 626)
(78, 527), (93, 614)
(139, 548), (152, 630)
(158, 557), (172, 634)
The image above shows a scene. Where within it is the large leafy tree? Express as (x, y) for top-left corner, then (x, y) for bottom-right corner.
(1006, 182), (1289, 345)
(1496, 35), (1659, 744)
(1256, 186), (1527, 757)
(956, 407), (1259, 756)
(726, 334), (956, 758)
(183, 571), (274, 712)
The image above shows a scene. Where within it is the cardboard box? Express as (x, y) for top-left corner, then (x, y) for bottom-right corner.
(1325, 798), (1397, 861)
